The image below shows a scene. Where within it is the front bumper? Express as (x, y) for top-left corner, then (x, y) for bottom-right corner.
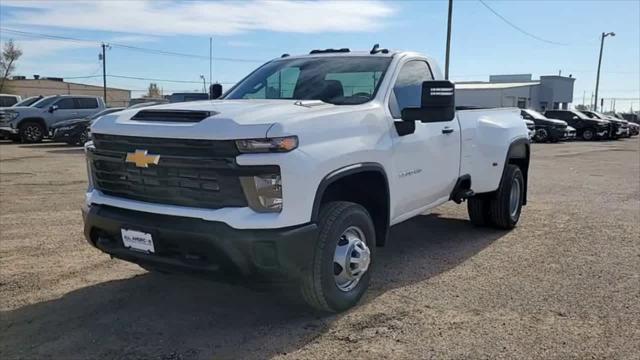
(83, 204), (318, 282)
(0, 126), (19, 134)
(596, 128), (609, 138)
(51, 127), (83, 142)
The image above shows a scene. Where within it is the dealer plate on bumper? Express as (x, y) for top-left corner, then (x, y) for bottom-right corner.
(121, 229), (155, 253)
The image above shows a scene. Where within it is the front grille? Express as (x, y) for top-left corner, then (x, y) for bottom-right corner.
(90, 134), (278, 209)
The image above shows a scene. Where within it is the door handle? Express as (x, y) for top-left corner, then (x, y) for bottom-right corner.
(442, 127), (454, 134)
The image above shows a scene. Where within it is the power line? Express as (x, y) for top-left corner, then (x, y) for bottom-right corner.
(477, 0), (569, 46)
(1, 27), (265, 63)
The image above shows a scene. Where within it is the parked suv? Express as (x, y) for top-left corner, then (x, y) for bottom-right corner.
(581, 110), (629, 139)
(544, 110), (610, 141)
(0, 94), (21, 107)
(0, 95), (105, 143)
(520, 109), (569, 142)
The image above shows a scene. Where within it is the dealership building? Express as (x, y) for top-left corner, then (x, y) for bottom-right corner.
(455, 74), (576, 112)
(4, 76), (131, 107)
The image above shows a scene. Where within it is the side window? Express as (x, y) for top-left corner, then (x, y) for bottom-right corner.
(389, 60), (433, 118)
(54, 98), (75, 109)
(75, 98), (99, 109)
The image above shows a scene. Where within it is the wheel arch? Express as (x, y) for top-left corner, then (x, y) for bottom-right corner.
(311, 163), (390, 246)
(18, 117), (47, 131)
(504, 137), (530, 205)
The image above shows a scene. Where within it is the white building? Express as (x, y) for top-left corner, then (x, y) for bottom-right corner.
(456, 74), (575, 112)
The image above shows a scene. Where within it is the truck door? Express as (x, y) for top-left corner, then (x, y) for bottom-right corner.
(388, 60), (461, 217)
(49, 97), (80, 127)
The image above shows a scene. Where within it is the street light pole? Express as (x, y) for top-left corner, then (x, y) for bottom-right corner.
(444, 0), (453, 80)
(594, 31), (615, 111)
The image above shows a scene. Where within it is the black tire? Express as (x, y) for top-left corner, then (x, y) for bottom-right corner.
(534, 128), (549, 142)
(582, 128), (595, 141)
(77, 129), (89, 145)
(300, 201), (375, 312)
(467, 195), (491, 226)
(487, 164), (524, 229)
(19, 121), (45, 143)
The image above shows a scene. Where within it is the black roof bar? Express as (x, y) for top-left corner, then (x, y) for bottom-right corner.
(309, 48), (350, 54)
(370, 44), (389, 54)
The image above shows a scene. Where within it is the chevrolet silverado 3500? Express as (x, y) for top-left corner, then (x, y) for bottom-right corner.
(83, 47), (530, 312)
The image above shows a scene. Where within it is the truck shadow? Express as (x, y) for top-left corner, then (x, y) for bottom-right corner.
(1, 213), (506, 359)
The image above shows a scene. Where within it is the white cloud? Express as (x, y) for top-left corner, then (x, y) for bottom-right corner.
(2, 0), (395, 35)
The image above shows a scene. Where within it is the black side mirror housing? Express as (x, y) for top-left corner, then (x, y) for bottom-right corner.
(49, 105), (58, 113)
(401, 80), (455, 123)
(209, 83), (223, 99)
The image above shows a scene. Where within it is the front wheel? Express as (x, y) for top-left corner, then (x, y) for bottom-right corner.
(19, 121), (45, 143)
(300, 201), (375, 312)
(534, 128), (549, 142)
(582, 128), (595, 141)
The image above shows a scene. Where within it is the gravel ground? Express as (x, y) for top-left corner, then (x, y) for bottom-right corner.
(0, 138), (638, 359)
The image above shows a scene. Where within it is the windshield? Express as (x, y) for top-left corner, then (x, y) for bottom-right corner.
(32, 96), (59, 109)
(523, 109), (547, 120)
(225, 56), (392, 105)
(13, 96), (42, 107)
(573, 110), (594, 119)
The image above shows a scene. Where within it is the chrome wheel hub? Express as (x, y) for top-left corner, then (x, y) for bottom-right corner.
(25, 125), (41, 141)
(509, 177), (521, 219)
(333, 226), (370, 292)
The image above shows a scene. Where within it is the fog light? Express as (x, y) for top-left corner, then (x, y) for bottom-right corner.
(240, 174), (283, 212)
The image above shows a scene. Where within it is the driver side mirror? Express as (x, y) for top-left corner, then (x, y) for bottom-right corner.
(209, 83), (223, 99)
(49, 105), (58, 113)
(401, 80), (455, 123)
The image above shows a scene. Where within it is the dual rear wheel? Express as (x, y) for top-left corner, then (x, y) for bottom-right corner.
(467, 164), (524, 229)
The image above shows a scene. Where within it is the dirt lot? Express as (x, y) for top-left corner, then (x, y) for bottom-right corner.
(0, 138), (638, 359)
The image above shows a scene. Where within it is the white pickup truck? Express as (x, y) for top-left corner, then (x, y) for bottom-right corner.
(83, 46), (530, 312)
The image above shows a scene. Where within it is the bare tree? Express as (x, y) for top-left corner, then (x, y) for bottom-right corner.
(0, 39), (23, 92)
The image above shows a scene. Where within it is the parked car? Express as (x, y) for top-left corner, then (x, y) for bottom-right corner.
(520, 109), (569, 142)
(83, 47), (530, 312)
(12, 95), (43, 107)
(627, 122), (639, 136)
(524, 119), (535, 140)
(0, 95), (106, 143)
(50, 107), (125, 145)
(0, 94), (21, 107)
(544, 109), (610, 141)
(581, 110), (629, 139)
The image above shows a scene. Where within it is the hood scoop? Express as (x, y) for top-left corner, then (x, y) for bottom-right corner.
(131, 109), (217, 123)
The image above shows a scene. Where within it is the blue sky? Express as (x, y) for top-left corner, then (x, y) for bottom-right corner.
(1, 0), (638, 111)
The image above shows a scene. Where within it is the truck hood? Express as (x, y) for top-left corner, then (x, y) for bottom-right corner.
(1, 106), (43, 114)
(91, 99), (343, 140)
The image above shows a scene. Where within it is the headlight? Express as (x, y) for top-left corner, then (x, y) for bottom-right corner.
(3, 111), (19, 121)
(240, 173), (283, 212)
(236, 136), (298, 153)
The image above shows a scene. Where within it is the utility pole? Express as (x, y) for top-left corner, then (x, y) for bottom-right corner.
(582, 91), (586, 107)
(594, 31), (615, 111)
(209, 37), (213, 87)
(444, 0), (453, 80)
(101, 43), (108, 106)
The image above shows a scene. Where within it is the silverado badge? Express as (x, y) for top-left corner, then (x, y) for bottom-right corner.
(125, 150), (160, 168)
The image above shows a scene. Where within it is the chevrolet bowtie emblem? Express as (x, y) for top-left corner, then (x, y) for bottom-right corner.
(125, 149), (160, 168)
